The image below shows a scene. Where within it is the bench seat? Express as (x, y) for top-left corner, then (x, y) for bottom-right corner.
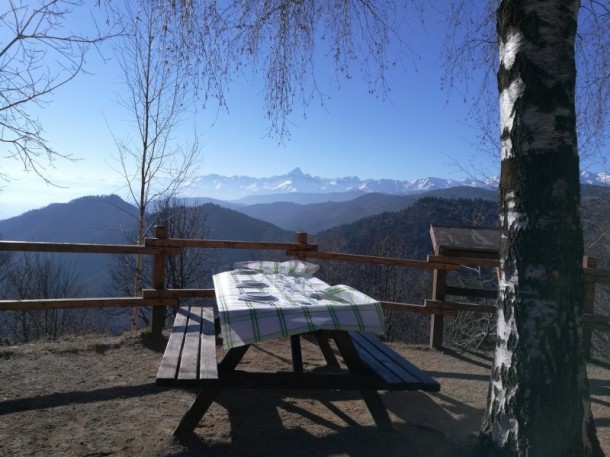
(156, 304), (218, 387)
(157, 314), (439, 434)
(349, 331), (440, 392)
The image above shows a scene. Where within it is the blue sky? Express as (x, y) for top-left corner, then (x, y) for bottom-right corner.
(1, 3), (493, 219)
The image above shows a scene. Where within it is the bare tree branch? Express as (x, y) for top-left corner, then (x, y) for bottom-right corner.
(109, 0), (200, 328)
(0, 0), (118, 184)
(439, 0), (610, 174)
(154, 0), (405, 140)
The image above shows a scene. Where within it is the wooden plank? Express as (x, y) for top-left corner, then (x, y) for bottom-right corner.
(424, 299), (497, 314)
(352, 332), (440, 392)
(357, 331), (440, 389)
(164, 368), (382, 390)
(146, 237), (316, 252)
(583, 257), (598, 359)
(304, 250), (461, 270)
(359, 390), (394, 430)
(0, 240), (178, 255)
(350, 335), (404, 386)
(143, 288), (216, 298)
(314, 331), (341, 368)
(0, 296), (176, 311)
(150, 226), (168, 339)
(430, 262), (447, 349)
(199, 307), (218, 380)
(430, 225), (500, 253)
(445, 286), (498, 299)
(178, 306), (202, 381)
(428, 254), (500, 268)
(218, 345), (251, 371)
(351, 332), (434, 389)
(332, 331), (370, 372)
(584, 313), (610, 331)
(156, 305), (190, 384)
(584, 268), (610, 283)
(438, 247), (499, 259)
(173, 383), (219, 435)
(218, 370), (382, 390)
(352, 332), (422, 387)
(290, 335), (304, 373)
(331, 331), (393, 429)
(380, 301), (459, 317)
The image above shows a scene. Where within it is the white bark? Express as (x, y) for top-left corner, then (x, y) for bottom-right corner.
(481, 1), (601, 455)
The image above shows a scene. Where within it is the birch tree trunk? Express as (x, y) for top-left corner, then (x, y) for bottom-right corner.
(479, 1), (603, 455)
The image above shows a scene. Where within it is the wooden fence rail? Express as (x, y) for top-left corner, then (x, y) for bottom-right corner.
(0, 240), (176, 255)
(426, 225), (610, 356)
(1, 226), (609, 357)
(0, 296), (176, 311)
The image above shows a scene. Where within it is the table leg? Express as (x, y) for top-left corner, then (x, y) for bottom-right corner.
(332, 332), (393, 430)
(173, 382), (219, 435)
(218, 344), (250, 371)
(314, 331), (340, 368)
(290, 335), (303, 373)
(174, 344), (251, 435)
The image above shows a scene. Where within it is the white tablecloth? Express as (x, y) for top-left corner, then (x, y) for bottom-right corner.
(213, 267), (385, 349)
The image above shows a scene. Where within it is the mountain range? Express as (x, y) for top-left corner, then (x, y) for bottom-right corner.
(180, 167), (499, 202)
(179, 167), (609, 203)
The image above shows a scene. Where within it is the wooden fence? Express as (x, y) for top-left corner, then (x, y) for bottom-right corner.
(425, 225), (610, 357)
(1, 225), (609, 356)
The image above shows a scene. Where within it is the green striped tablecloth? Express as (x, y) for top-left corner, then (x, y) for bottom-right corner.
(213, 268), (385, 349)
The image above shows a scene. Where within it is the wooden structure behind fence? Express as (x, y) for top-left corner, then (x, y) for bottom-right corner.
(1, 225), (609, 356)
(425, 225), (610, 357)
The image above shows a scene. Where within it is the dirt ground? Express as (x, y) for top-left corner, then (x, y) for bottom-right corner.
(1, 332), (609, 457)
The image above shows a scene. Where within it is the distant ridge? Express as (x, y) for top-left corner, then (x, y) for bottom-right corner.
(0, 194), (137, 243)
(180, 167), (609, 202)
(236, 187), (498, 233)
(0, 195), (293, 295)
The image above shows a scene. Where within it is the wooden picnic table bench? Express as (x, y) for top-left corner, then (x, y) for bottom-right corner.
(156, 304), (218, 387)
(156, 302), (440, 435)
(349, 331), (440, 391)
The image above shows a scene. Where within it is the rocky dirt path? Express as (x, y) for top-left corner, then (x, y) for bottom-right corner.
(1, 333), (609, 456)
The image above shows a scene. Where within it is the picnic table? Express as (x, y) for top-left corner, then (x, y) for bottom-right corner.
(156, 261), (440, 435)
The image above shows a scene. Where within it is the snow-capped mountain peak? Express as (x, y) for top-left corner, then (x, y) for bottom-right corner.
(181, 168), (607, 202)
(182, 169), (495, 201)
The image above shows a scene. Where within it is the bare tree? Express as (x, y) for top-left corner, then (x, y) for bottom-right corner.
(574, 1), (610, 161)
(152, 198), (217, 326)
(0, 0), (115, 183)
(110, 198), (215, 329)
(111, 0), (200, 327)
(0, 252), (86, 342)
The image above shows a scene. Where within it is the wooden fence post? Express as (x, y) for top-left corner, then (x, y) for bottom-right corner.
(296, 232), (308, 260)
(430, 271), (447, 349)
(150, 225), (167, 339)
(583, 256), (598, 360)
(430, 246), (447, 349)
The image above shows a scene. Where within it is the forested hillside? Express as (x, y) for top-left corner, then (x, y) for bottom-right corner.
(312, 197), (499, 344)
(234, 186), (497, 233)
(0, 198), (294, 298)
(314, 197), (498, 259)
